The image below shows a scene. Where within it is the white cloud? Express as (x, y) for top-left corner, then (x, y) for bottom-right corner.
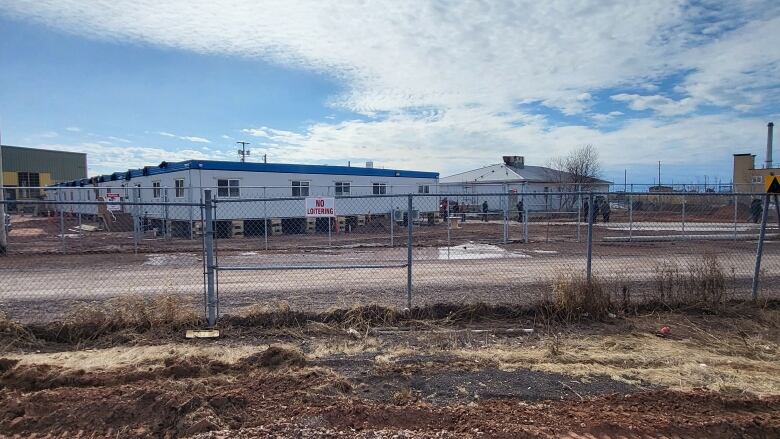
(158, 131), (211, 143)
(36, 142), (232, 175)
(243, 110), (777, 176)
(6, 0), (778, 116)
(65, 126), (81, 132)
(4, 0), (780, 178)
(221, 134), (233, 140)
(591, 111), (624, 123)
(611, 94), (698, 116)
(106, 136), (131, 143)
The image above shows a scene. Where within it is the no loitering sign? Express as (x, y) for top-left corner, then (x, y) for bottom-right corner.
(305, 197), (335, 217)
(106, 193), (121, 212)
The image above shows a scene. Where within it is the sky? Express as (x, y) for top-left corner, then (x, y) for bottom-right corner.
(1, 0), (779, 186)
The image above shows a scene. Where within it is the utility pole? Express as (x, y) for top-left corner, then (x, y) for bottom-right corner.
(658, 161), (661, 188)
(236, 141), (250, 163)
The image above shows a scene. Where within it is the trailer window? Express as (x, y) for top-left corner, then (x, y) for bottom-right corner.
(217, 179), (240, 198)
(175, 179), (185, 198)
(417, 185), (429, 194)
(292, 181), (309, 197)
(152, 181), (161, 198)
(335, 182), (350, 196)
(373, 183), (387, 195)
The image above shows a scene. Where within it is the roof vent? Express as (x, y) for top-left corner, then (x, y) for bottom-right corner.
(503, 156), (524, 168)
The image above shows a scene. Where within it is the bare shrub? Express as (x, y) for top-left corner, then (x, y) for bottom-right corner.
(53, 295), (200, 342)
(0, 311), (40, 349)
(546, 274), (612, 321)
(652, 254), (730, 308)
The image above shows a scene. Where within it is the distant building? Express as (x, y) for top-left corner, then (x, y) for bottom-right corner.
(49, 159), (439, 238)
(732, 153), (778, 193)
(439, 156), (611, 211)
(1, 145), (87, 202)
(733, 122), (778, 193)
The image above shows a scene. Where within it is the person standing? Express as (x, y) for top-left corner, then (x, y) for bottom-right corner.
(602, 200), (611, 223)
(583, 199), (589, 222)
(516, 200), (524, 222)
(750, 198), (763, 223)
(482, 200), (489, 222)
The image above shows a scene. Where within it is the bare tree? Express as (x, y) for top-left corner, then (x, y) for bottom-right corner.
(547, 145), (603, 210)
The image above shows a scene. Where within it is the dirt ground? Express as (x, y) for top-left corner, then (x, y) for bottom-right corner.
(1, 304), (779, 438)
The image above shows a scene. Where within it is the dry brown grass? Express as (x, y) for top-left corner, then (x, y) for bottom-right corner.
(543, 274), (613, 322)
(449, 310), (780, 396)
(29, 295), (200, 344)
(0, 311), (41, 350)
(652, 254), (733, 308)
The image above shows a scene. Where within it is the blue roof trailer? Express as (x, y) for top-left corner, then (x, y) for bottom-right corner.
(50, 160), (440, 222)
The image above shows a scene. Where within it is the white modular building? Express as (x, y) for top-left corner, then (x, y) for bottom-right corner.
(48, 159), (440, 237)
(439, 156), (611, 212)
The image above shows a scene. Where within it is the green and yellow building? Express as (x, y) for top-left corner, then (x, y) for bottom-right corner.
(1, 145), (87, 201)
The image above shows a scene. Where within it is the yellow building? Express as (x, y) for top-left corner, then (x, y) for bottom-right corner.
(1, 144), (87, 201)
(732, 153), (779, 193)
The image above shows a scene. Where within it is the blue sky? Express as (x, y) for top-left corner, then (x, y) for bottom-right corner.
(1, 0), (779, 186)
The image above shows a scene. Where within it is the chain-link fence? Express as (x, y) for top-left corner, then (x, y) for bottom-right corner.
(1, 189), (778, 324)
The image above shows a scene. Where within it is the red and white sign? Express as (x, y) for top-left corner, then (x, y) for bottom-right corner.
(305, 197), (335, 217)
(106, 193), (121, 212)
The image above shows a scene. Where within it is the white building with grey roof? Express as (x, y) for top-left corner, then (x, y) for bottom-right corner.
(439, 156), (611, 212)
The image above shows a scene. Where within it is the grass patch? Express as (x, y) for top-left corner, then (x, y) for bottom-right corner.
(652, 254), (733, 308)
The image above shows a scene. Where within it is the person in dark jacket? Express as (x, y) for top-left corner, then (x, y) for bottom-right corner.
(583, 200), (589, 222)
(602, 200), (611, 223)
(592, 199), (600, 223)
(516, 200), (524, 222)
(750, 198), (763, 223)
(482, 200), (489, 222)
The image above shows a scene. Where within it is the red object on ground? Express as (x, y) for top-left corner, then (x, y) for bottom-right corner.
(660, 326), (671, 336)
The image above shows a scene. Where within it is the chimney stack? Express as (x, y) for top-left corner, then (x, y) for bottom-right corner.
(766, 122), (774, 169)
(502, 156), (524, 168)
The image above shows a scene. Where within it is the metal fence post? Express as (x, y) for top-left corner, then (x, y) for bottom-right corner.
(163, 187), (170, 239)
(681, 193), (686, 239)
(77, 189), (83, 231)
(586, 192), (594, 283)
(733, 194), (738, 241)
(59, 191), (65, 253)
(523, 195), (529, 244)
(502, 185), (509, 244)
(751, 194), (771, 301)
(204, 190), (217, 326)
(131, 188), (139, 254)
(390, 206), (395, 247)
(263, 187), (268, 251)
(446, 199), (451, 259)
(406, 194), (413, 309)
(576, 184), (582, 242)
(628, 192), (633, 242)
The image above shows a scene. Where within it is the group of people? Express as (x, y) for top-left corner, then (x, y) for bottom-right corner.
(583, 198), (611, 223)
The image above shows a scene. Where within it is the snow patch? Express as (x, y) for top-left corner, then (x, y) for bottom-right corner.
(438, 242), (531, 260)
